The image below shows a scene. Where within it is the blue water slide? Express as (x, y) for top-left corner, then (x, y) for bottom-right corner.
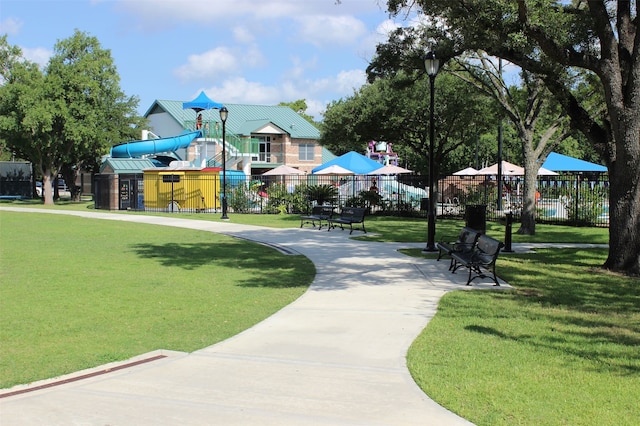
(110, 130), (202, 158)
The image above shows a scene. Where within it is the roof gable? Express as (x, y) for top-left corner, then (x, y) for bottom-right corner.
(145, 100), (320, 139)
(100, 158), (155, 174)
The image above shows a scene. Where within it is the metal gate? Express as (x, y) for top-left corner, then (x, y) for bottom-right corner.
(118, 177), (144, 210)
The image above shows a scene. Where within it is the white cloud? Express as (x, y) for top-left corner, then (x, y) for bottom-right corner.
(207, 77), (281, 105)
(243, 44), (267, 68)
(295, 15), (367, 47)
(0, 17), (23, 35)
(202, 66), (366, 120)
(284, 56), (318, 81)
(22, 47), (52, 68)
(174, 47), (238, 81)
(115, 0), (381, 24)
(115, 0), (306, 26)
(333, 69), (367, 93)
(294, 69), (366, 119)
(305, 98), (327, 120)
(292, 69), (365, 96)
(360, 19), (399, 54)
(233, 26), (255, 44)
(110, 0), (383, 119)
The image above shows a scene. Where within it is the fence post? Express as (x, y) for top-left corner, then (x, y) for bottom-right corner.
(574, 174), (580, 223)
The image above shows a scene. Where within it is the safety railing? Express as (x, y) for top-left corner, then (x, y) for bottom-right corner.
(96, 169), (610, 227)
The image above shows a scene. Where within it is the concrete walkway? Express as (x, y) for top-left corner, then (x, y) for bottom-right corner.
(0, 208), (514, 425)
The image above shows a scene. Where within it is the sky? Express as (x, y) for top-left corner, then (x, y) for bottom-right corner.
(0, 0), (407, 120)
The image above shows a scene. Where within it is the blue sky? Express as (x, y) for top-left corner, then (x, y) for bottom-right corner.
(1, 0), (406, 120)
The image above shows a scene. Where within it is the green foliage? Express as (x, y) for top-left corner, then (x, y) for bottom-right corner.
(262, 183), (310, 214)
(289, 183), (310, 213)
(460, 183), (492, 207)
(305, 184), (338, 206)
(0, 31), (145, 204)
(320, 71), (498, 176)
(377, 0), (640, 275)
(566, 185), (608, 225)
(264, 183), (289, 214)
(343, 190), (385, 215)
(228, 184), (252, 213)
(344, 195), (363, 208)
(359, 189), (383, 209)
(277, 100), (318, 127)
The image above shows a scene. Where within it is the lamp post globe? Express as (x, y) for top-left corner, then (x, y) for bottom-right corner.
(219, 106), (229, 220)
(423, 50), (440, 253)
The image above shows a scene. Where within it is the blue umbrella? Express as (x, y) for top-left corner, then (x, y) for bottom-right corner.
(183, 91), (224, 112)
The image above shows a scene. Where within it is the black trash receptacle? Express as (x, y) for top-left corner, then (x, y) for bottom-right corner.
(420, 197), (429, 211)
(465, 204), (487, 234)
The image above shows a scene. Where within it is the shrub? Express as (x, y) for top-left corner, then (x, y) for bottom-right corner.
(228, 184), (252, 213)
(566, 185), (607, 224)
(305, 184), (338, 206)
(289, 183), (309, 213)
(265, 183), (289, 214)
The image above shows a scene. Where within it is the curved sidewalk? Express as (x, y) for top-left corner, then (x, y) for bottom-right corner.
(0, 208), (511, 425)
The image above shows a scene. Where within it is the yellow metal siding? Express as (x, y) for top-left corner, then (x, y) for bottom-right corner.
(143, 169), (221, 212)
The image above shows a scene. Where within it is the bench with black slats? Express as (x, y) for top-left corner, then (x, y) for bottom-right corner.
(436, 227), (481, 270)
(450, 234), (504, 286)
(327, 207), (367, 234)
(300, 205), (335, 230)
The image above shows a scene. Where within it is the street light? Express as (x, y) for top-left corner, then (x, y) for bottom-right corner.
(423, 49), (440, 253)
(219, 106), (229, 220)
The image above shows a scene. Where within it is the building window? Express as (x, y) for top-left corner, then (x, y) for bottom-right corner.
(257, 136), (271, 162)
(299, 144), (315, 161)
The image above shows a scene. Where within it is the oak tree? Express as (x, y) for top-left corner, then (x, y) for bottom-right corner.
(0, 31), (144, 203)
(380, 0), (640, 276)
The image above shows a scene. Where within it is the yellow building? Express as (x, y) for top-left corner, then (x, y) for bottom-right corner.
(143, 167), (221, 212)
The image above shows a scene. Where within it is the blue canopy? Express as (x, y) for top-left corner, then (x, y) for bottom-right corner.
(542, 152), (607, 172)
(312, 151), (383, 175)
(182, 91), (224, 112)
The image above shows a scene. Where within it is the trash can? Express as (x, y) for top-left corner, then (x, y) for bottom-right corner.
(420, 197), (429, 211)
(465, 204), (487, 234)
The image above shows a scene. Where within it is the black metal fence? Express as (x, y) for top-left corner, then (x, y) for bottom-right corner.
(0, 161), (32, 198)
(437, 173), (609, 227)
(95, 172), (609, 227)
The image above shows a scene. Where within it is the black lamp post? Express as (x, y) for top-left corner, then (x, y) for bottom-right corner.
(423, 49), (440, 253)
(496, 58), (504, 211)
(219, 106), (229, 220)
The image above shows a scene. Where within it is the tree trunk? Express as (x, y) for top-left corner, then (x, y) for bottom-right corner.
(604, 129), (640, 276)
(62, 164), (82, 202)
(517, 153), (538, 235)
(516, 127), (539, 235)
(41, 172), (55, 205)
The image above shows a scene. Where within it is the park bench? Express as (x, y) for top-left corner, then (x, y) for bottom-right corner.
(436, 227), (481, 270)
(450, 234), (504, 286)
(327, 207), (367, 234)
(300, 205), (335, 230)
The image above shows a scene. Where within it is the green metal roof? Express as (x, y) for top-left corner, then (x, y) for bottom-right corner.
(236, 119), (275, 135)
(147, 100), (320, 140)
(100, 158), (155, 174)
(321, 147), (337, 163)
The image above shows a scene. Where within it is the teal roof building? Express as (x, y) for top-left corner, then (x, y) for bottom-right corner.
(143, 99), (329, 175)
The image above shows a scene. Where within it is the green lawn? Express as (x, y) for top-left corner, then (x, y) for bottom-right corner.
(1, 202), (636, 425)
(2, 199), (610, 243)
(407, 248), (640, 426)
(0, 210), (314, 388)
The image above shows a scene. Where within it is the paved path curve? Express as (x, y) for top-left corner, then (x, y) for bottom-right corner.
(0, 208), (511, 425)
